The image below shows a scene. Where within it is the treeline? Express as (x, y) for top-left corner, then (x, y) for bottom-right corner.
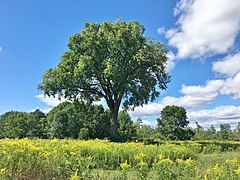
(0, 102), (135, 141)
(192, 122), (240, 141)
(0, 103), (240, 141)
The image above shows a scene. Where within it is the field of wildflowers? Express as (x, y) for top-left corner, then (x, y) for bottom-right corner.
(0, 139), (240, 179)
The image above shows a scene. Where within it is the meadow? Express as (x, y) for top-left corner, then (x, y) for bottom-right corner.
(0, 139), (240, 179)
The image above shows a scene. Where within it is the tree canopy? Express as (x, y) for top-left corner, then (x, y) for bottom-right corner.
(157, 105), (194, 140)
(38, 20), (170, 140)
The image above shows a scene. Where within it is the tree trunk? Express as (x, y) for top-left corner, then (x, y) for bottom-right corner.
(110, 108), (119, 141)
(106, 96), (121, 141)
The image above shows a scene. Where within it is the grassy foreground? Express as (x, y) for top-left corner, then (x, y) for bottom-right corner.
(0, 139), (240, 179)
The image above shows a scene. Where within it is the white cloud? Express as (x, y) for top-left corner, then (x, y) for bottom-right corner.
(220, 72), (240, 99)
(157, 27), (165, 35)
(35, 94), (66, 107)
(213, 52), (240, 77)
(130, 103), (240, 129)
(165, 51), (176, 73)
(162, 80), (224, 109)
(0, 47), (2, 52)
(129, 80), (224, 120)
(129, 102), (164, 118)
(166, 0), (240, 59)
(188, 106), (240, 129)
(211, 52), (240, 99)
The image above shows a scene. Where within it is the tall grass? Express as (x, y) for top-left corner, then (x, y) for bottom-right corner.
(0, 139), (240, 179)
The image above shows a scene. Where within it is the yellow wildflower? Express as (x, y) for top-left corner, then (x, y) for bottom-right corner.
(120, 160), (131, 169)
(69, 172), (80, 180)
(158, 157), (174, 165)
(137, 160), (147, 168)
(234, 166), (240, 176)
(212, 164), (221, 173)
(159, 152), (164, 160)
(185, 157), (195, 166)
(134, 151), (145, 161)
(0, 168), (6, 175)
(226, 158), (238, 165)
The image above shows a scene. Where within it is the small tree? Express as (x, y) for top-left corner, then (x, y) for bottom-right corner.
(39, 20), (170, 140)
(47, 101), (110, 139)
(233, 122), (240, 141)
(157, 105), (194, 140)
(192, 122), (208, 140)
(118, 110), (136, 141)
(206, 125), (217, 140)
(219, 124), (233, 140)
(0, 111), (30, 138)
(28, 109), (47, 138)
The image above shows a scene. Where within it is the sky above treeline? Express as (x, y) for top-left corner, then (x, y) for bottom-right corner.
(0, 0), (240, 129)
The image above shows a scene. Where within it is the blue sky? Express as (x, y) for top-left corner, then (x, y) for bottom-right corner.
(0, 0), (240, 129)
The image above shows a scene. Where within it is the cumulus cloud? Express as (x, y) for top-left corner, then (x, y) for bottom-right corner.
(162, 80), (224, 109)
(129, 102), (164, 118)
(211, 52), (240, 99)
(35, 94), (66, 107)
(188, 106), (240, 129)
(213, 53), (240, 77)
(129, 104), (240, 129)
(220, 73), (240, 99)
(166, 0), (240, 59)
(129, 79), (224, 119)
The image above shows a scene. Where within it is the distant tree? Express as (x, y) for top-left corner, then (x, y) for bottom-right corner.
(219, 124), (233, 140)
(38, 20), (170, 140)
(157, 105), (194, 140)
(78, 103), (110, 139)
(47, 101), (110, 139)
(47, 102), (82, 138)
(28, 109), (47, 138)
(192, 122), (208, 140)
(0, 111), (30, 138)
(50, 111), (70, 138)
(137, 125), (156, 139)
(133, 118), (157, 139)
(118, 110), (136, 141)
(135, 118), (143, 129)
(206, 125), (218, 140)
(233, 122), (240, 141)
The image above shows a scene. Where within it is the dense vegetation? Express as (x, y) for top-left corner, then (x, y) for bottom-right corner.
(1, 103), (240, 141)
(0, 139), (240, 179)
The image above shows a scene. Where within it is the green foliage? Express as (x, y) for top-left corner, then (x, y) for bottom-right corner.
(47, 101), (110, 139)
(47, 102), (81, 139)
(0, 111), (30, 138)
(78, 103), (110, 139)
(134, 118), (159, 140)
(38, 20), (170, 139)
(157, 106), (194, 140)
(234, 122), (240, 141)
(219, 124), (233, 140)
(78, 128), (89, 140)
(118, 110), (136, 141)
(28, 109), (48, 138)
